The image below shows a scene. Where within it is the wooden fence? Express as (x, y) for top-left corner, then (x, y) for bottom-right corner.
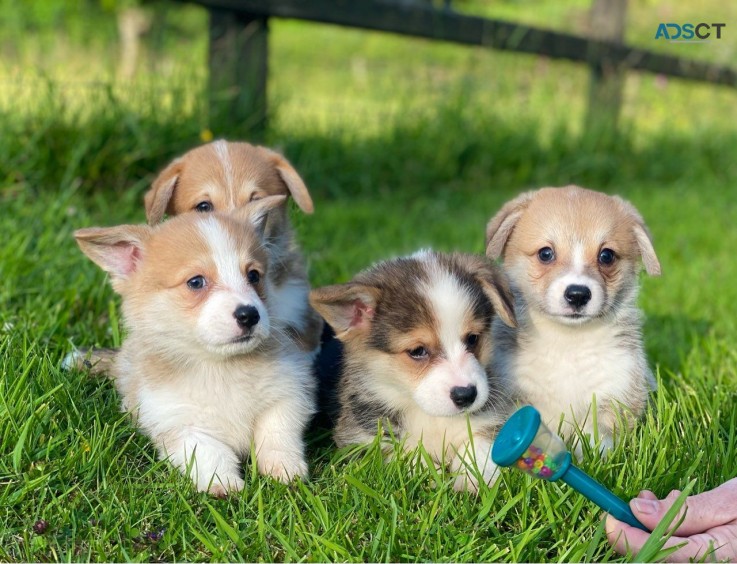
(176, 0), (737, 135)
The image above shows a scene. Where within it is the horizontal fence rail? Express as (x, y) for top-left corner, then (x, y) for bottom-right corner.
(191, 0), (737, 86)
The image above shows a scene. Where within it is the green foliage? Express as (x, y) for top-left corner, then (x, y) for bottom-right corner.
(1, 1), (737, 561)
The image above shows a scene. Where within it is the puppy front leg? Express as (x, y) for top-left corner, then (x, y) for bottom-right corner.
(253, 397), (311, 482)
(158, 430), (244, 497)
(451, 436), (499, 493)
(573, 410), (616, 460)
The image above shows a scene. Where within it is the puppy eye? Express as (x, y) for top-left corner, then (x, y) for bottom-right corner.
(187, 275), (206, 290)
(464, 333), (480, 350)
(407, 346), (429, 360)
(538, 247), (555, 263)
(246, 270), (261, 284)
(195, 201), (213, 212)
(249, 192), (264, 202)
(598, 248), (616, 265)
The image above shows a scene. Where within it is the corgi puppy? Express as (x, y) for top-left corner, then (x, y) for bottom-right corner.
(485, 186), (660, 454)
(66, 140), (323, 375)
(73, 196), (315, 496)
(310, 251), (517, 492)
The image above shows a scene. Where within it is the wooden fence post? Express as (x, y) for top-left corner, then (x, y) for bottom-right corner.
(587, 0), (627, 132)
(208, 8), (268, 138)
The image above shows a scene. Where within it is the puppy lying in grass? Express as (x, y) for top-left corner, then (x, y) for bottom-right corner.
(66, 140), (323, 375)
(486, 185), (660, 454)
(74, 197), (315, 496)
(310, 250), (516, 492)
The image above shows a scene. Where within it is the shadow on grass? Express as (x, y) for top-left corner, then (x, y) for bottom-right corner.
(1, 94), (736, 205)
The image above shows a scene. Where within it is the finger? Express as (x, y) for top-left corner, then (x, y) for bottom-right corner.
(606, 515), (732, 562)
(637, 490), (658, 501)
(660, 534), (728, 563)
(631, 487), (737, 536)
(605, 514), (652, 556)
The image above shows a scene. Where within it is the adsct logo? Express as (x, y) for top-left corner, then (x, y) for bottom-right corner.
(654, 23), (726, 42)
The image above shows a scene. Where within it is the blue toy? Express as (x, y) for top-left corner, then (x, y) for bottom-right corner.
(491, 405), (648, 532)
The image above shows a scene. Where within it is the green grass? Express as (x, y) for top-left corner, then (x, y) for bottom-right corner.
(2, 2), (737, 561)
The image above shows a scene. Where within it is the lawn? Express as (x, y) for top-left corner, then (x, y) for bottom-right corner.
(1, 1), (737, 562)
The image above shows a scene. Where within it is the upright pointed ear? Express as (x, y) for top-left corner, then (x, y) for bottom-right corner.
(614, 196), (662, 276)
(485, 191), (536, 260)
(144, 158), (183, 225)
(258, 147), (314, 214)
(234, 194), (287, 238)
(474, 262), (517, 328)
(309, 283), (381, 340)
(74, 225), (152, 291)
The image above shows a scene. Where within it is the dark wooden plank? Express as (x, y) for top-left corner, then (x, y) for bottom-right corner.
(184, 0), (737, 87)
(587, 0), (628, 130)
(208, 8), (268, 137)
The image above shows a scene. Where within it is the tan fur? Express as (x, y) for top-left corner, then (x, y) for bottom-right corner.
(67, 141), (322, 376)
(144, 141), (313, 223)
(73, 200), (316, 495)
(144, 141), (322, 351)
(486, 185), (660, 454)
(310, 251), (516, 492)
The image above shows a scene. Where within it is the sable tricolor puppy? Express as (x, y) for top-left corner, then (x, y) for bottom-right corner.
(486, 185), (660, 453)
(67, 140), (322, 375)
(310, 251), (516, 491)
(74, 196), (315, 496)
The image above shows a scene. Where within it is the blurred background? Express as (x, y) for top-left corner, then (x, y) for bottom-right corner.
(1, 0), (735, 198)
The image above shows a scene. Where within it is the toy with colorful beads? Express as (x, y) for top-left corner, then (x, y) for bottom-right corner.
(492, 405), (648, 532)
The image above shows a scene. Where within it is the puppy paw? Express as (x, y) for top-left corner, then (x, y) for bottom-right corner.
(204, 473), (245, 497)
(453, 473), (479, 494)
(452, 465), (498, 494)
(61, 347), (115, 376)
(451, 440), (498, 493)
(258, 452), (308, 483)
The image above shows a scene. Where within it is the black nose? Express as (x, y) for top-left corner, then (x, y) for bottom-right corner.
(234, 305), (260, 329)
(564, 284), (592, 308)
(450, 385), (477, 408)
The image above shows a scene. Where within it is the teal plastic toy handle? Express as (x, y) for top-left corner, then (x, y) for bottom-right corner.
(562, 466), (649, 532)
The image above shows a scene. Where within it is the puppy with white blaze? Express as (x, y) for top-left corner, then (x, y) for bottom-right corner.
(66, 139), (323, 375)
(73, 196), (315, 496)
(310, 251), (517, 492)
(485, 185), (661, 455)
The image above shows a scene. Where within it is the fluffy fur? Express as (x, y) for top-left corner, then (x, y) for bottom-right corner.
(486, 185), (660, 454)
(310, 251), (517, 492)
(74, 197), (315, 496)
(66, 139), (323, 375)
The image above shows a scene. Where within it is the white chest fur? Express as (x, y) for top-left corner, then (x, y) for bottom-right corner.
(509, 314), (636, 436)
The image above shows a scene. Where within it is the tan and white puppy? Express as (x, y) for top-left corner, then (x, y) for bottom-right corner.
(310, 251), (517, 492)
(74, 196), (315, 496)
(486, 185), (660, 454)
(67, 140), (323, 375)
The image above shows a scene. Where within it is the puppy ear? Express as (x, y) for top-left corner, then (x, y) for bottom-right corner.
(309, 283), (380, 339)
(614, 196), (662, 276)
(259, 147), (314, 214)
(633, 225), (661, 276)
(74, 225), (152, 291)
(234, 194), (287, 238)
(485, 191), (535, 259)
(144, 158), (183, 225)
(476, 264), (517, 328)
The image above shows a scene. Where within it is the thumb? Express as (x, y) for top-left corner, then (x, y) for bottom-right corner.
(630, 488), (732, 536)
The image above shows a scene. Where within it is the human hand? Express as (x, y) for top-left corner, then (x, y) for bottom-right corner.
(605, 478), (737, 562)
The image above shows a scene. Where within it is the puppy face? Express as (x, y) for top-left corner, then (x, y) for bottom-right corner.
(310, 252), (516, 417)
(75, 197), (285, 360)
(144, 140), (313, 225)
(486, 186), (660, 325)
